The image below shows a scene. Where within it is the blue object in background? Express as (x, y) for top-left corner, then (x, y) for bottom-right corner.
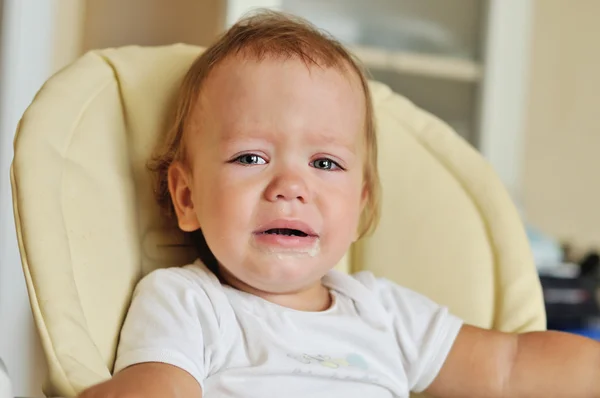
(526, 225), (564, 272)
(562, 328), (600, 341)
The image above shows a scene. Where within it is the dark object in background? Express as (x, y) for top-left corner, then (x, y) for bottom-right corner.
(541, 248), (600, 333)
(579, 251), (600, 278)
(542, 274), (599, 331)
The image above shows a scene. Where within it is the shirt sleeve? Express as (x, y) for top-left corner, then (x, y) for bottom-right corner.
(374, 277), (463, 393)
(113, 267), (218, 390)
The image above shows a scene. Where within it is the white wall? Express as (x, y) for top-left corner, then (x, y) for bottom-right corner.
(0, 1), (85, 396)
(477, 0), (533, 203)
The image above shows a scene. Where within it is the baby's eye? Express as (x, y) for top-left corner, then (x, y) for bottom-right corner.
(234, 154), (267, 165)
(311, 158), (341, 171)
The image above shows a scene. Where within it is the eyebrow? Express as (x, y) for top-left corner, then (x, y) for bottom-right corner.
(218, 131), (273, 146)
(219, 127), (360, 154)
(307, 130), (360, 154)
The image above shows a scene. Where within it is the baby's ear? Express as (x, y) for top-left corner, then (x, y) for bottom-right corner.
(168, 161), (201, 232)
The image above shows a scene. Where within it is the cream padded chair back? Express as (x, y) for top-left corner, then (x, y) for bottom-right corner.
(11, 45), (545, 397)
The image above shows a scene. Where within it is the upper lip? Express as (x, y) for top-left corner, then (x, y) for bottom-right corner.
(255, 219), (318, 237)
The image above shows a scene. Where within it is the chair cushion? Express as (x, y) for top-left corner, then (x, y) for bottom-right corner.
(11, 44), (545, 397)
(359, 82), (544, 330)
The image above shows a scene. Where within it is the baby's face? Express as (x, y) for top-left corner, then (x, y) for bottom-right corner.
(176, 57), (366, 293)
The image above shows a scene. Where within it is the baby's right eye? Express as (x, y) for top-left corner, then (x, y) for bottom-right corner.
(234, 154), (267, 165)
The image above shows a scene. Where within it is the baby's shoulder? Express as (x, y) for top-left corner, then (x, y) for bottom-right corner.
(137, 260), (219, 294)
(331, 269), (399, 298)
(132, 260), (230, 319)
(333, 270), (440, 314)
(348, 271), (425, 298)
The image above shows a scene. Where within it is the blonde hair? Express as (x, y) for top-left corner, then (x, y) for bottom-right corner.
(149, 10), (381, 238)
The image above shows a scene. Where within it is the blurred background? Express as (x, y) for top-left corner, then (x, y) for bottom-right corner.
(0, 0), (599, 396)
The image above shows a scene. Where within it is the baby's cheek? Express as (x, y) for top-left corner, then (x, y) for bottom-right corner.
(328, 196), (361, 237)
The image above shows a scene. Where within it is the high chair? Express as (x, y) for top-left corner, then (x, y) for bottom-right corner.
(11, 44), (546, 397)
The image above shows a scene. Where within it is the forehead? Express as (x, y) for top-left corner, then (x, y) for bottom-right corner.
(193, 56), (366, 146)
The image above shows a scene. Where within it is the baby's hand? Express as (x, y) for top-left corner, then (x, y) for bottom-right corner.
(78, 363), (202, 398)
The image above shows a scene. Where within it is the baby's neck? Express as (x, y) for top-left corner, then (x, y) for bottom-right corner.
(258, 283), (332, 312)
(220, 269), (332, 312)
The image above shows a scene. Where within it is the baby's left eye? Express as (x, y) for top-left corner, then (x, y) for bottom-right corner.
(311, 158), (341, 171)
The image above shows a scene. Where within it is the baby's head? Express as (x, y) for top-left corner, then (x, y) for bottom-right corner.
(150, 11), (380, 294)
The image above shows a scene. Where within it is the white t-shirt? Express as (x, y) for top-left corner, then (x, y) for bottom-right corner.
(114, 260), (462, 397)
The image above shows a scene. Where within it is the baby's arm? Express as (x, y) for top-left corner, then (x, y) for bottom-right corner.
(426, 325), (600, 398)
(78, 362), (202, 398)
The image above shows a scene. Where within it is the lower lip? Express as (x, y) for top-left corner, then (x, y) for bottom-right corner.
(253, 232), (319, 251)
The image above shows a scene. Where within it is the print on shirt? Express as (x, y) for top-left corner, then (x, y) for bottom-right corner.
(287, 352), (378, 383)
(287, 353), (369, 370)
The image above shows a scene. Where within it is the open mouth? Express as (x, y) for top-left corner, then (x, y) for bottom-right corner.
(261, 228), (309, 237)
(253, 222), (320, 253)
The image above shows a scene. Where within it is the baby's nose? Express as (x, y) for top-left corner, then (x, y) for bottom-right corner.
(264, 171), (310, 203)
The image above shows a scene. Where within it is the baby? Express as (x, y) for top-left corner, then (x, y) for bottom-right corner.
(80, 11), (600, 398)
